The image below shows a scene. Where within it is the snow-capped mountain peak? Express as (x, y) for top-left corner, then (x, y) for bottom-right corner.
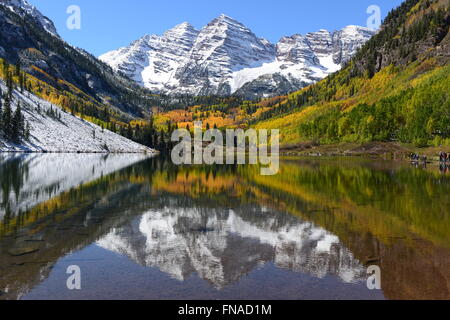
(100, 15), (375, 98)
(210, 13), (248, 29)
(163, 22), (198, 38)
(179, 14), (276, 94)
(0, 0), (59, 37)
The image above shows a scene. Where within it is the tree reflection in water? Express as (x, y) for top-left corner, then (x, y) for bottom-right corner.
(0, 155), (449, 300)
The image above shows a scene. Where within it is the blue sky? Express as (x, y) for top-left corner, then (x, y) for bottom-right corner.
(28, 0), (404, 57)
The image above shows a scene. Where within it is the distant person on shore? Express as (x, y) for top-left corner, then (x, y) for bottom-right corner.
(410, 153), (422, 161)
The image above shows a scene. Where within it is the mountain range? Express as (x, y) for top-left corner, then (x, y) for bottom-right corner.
(0, 0), (162, 152)
(0, 0), (155, 118)
(251, 0), (449, 147)
(100, 15), (375, 98)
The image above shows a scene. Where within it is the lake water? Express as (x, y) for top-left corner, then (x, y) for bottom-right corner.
(0, 154), (449, 300)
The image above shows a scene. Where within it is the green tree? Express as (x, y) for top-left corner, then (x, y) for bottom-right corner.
(11, 102), (24, 142)
(2, 97), (12, 139)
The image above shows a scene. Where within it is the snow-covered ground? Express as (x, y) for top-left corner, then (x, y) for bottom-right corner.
(0, 80), (157, 153)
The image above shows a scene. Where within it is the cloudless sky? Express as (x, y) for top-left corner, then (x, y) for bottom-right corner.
(27, 0), (404, 57)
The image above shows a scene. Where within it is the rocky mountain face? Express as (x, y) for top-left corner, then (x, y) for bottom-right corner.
(0, 0), (154, 117)
(0, 0), (58, 36)
(100, 15), (375, 98)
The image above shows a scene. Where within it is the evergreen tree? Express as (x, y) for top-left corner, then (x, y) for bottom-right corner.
(14, 62), (21, 77)
(2, 60), (9, 80)
(12, 102), (24, 142)
(0, 87), (3, 127)
(2, 97), (12, 139)
(6, 70), (13, 101)
(25, 121), (31, 140)
(127, 124), (133, 139)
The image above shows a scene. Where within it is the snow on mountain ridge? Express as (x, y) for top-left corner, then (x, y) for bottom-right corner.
(170, 14), (276, 95)
(0, 0), (59, 37)
(100, 22), (200, 91)
(100, 15), (375, 98)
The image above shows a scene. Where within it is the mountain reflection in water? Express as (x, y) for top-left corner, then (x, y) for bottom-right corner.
(0, 154), (449, 300)
(97, 207), (365, 289)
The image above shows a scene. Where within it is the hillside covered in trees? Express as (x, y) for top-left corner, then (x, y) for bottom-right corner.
(155, 0), (449, 151)
(0, 2), (206, 151)
(251, 0), (449, 148)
